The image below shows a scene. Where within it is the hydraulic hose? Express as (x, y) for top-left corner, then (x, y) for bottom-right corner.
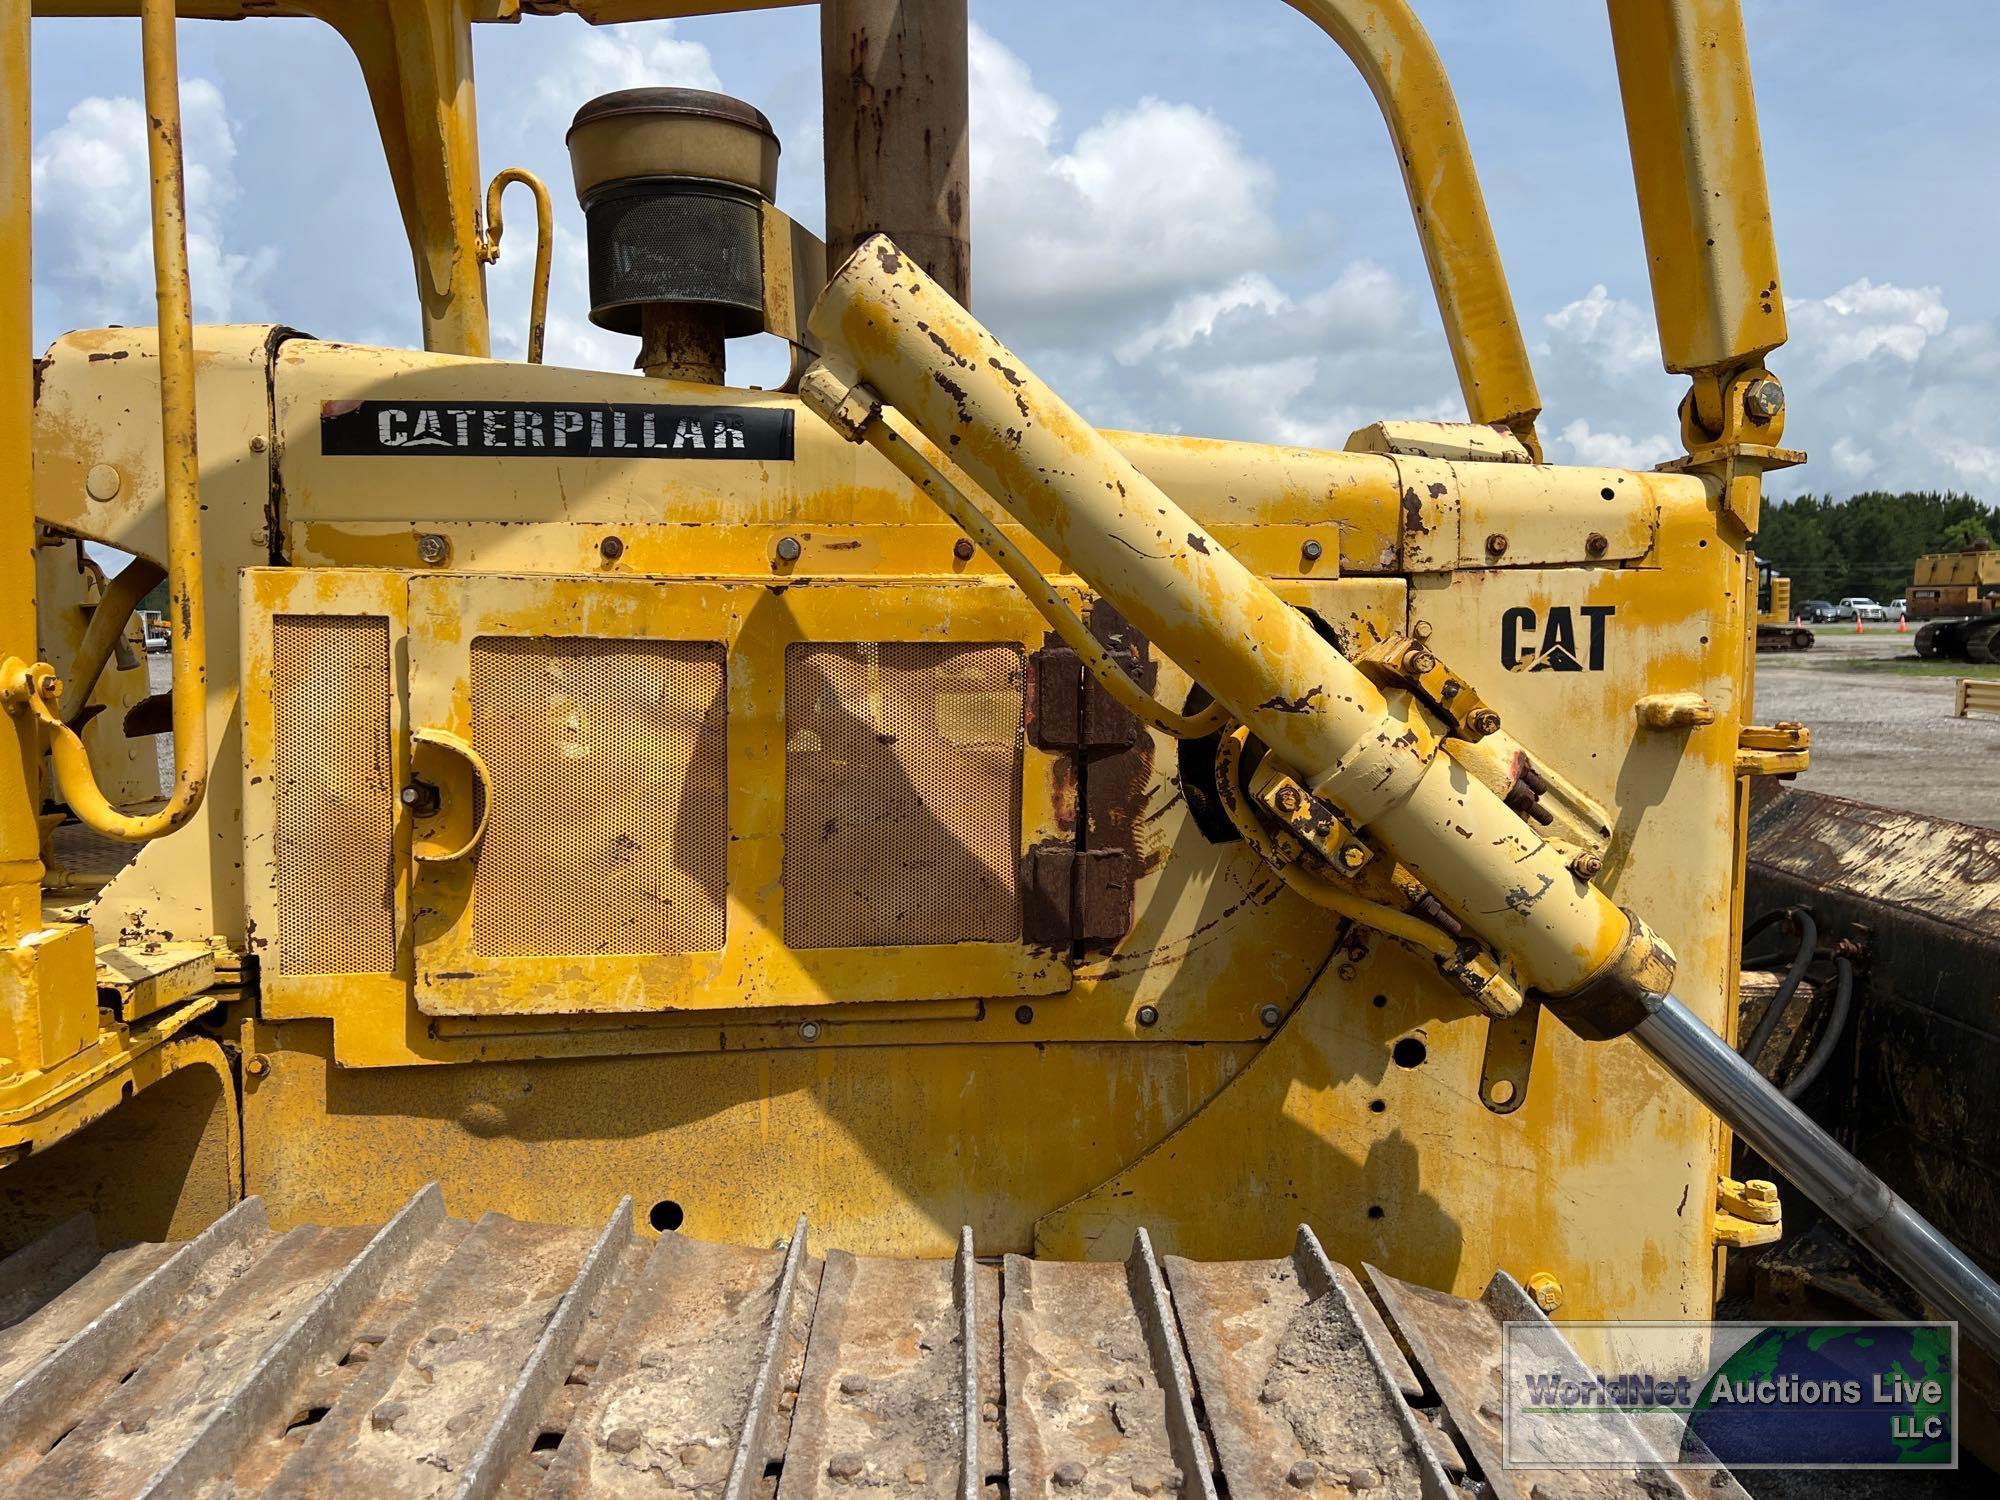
(1740, 906), (1817, 1069)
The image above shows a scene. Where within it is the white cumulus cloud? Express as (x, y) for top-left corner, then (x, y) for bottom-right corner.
(31, 78), (275, 331)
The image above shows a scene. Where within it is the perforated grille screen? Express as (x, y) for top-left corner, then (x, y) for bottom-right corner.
(271, 616), (396, 974)
(469, 637), (727, 958)
(784, 642), (1024, 949)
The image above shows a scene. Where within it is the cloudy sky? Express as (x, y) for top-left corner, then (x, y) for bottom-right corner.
(26, 0), (2000, 500)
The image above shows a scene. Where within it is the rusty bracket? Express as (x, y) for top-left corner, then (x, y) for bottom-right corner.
(1022, 843), (1133, 949)
(1735, 721), (1811, 777)
(1026, 641), (1140, 751)
(1353, 634), (1501, 743)
(1715, 1174), (1784, 1248)
(1246, 759), (1374, 878)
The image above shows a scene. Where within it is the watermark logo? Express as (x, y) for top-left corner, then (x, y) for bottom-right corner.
(1502, 1321), (1956, 1470)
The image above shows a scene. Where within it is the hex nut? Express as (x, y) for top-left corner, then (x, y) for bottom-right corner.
(1339, 844), (1368, 870)
(1136, 1004), (1159, 1028)
(243, 1054), (269, 1078)
(1586, 532), (1609, 558)
(249, 434), (268, 454)
(1259, 1004), (1283, 1029)
(1274, 784), (1302, 814)
(1302, 538), (1324, 562)
(775, 535), (803, 563)
(1744, 376), (1785, 421)
(798, 1020), (821, 1042)
(600, 535), (625, 562)
(1528, 1272), (1564, 1313)
(416, 533), (450, 565)
(1485, 532), (1508, 556)
(1467, 709), (1503, 737)
(1407, 650), (1437, 676)
(953, 538), (976, 562)
(1571, 850), (1604, 879)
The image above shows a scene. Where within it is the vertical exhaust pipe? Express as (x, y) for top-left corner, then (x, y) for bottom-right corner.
(821, 0), (971, 304)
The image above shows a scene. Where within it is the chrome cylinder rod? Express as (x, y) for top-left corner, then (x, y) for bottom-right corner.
(1637, 993), (2000, 1354)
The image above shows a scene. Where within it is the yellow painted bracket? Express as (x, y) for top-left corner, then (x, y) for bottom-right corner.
(1736, 722), (1810, 777)
(1715, 1173), (1783, 1248)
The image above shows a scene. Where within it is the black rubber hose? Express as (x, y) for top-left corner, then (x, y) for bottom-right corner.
(1780, 954), (1854, 1100)
(1741, 907), (1818, 1068)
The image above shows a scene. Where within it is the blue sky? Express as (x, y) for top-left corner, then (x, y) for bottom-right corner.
(26, 1), (2000, 499)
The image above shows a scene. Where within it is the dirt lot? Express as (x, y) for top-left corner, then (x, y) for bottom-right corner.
(1754, 624), (2000, 830)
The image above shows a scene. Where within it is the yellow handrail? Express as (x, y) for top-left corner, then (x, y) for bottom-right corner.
(11, 0), (208, 842)
(479, 167), (552, 365)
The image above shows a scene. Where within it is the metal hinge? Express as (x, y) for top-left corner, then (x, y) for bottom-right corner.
(1736, 721), (1810, 776)
(1714, 1174), (1784, 1248)
(1026, 643), (1139, 750)
(1022, 844), (1133, 948)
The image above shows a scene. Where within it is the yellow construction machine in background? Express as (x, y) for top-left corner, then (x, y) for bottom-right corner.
(3, 0), (1994, 1492)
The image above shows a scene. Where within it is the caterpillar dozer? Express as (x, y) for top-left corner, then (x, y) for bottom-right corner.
(1909, 546), (2000, 661)
(4, 0), (1994, 1493)
(1754, 563), (1813, 652)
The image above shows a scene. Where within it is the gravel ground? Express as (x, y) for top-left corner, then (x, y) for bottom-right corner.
(1754, 625), (2000, 830)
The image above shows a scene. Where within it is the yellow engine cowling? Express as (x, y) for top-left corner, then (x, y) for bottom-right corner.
(28, 321), (1752, 1323)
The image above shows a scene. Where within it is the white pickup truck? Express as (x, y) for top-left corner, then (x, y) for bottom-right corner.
(1834, 597), (1887, 622)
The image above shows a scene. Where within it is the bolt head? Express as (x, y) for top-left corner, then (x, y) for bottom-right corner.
(1274, 784), (1302, 813)
(953, 537), (976, 562)
(1485, 532), (1508, 556)
(599, 535), (625, 562)
(1411, 619), (1433, 640)
(1259, 1004), (1283, 1029)
(416, 533), (448, 565)
(1744, 377), (1785, 421)
(1585, 532), (1609, 558)
(1468, 709), (1502, 737)
(1744, 1178), (1778, 1204)
(1571, 851), (1604, 878)
(1529, 1273), (1564, 1312)
(775, 535), (803, 563)
(798, 1021), (821, 1042)
(84, 463), (122, 502)
(244, 1054), (269, 1077)
(249, 435), (268, 454)
(1339, 844), (1368, 869)
(1301, 539), (1324, 562)
(1135, 1004), (1159, 1028)
(1407, 650), (1437, 676)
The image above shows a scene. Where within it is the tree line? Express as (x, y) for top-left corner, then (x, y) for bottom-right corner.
(1757, 491), (1996, 603)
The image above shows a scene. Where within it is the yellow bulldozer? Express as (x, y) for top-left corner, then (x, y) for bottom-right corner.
(2, 0), (1991, 1493)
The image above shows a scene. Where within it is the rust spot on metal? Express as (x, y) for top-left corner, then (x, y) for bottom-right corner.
(1186, 533), (1211, 555)
(1258, 686), (1324, 715)
(1400, 488), (1429, 536)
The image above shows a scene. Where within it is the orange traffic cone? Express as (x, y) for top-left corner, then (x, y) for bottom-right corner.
(1855, 616), (1864, 634)
(1899, 615), (1908, 633)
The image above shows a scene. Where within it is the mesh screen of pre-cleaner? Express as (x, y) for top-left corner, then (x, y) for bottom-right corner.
(272, 616), (397, 974)
(470, 637), (728, 958)
(784, 642), (1024, 949)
